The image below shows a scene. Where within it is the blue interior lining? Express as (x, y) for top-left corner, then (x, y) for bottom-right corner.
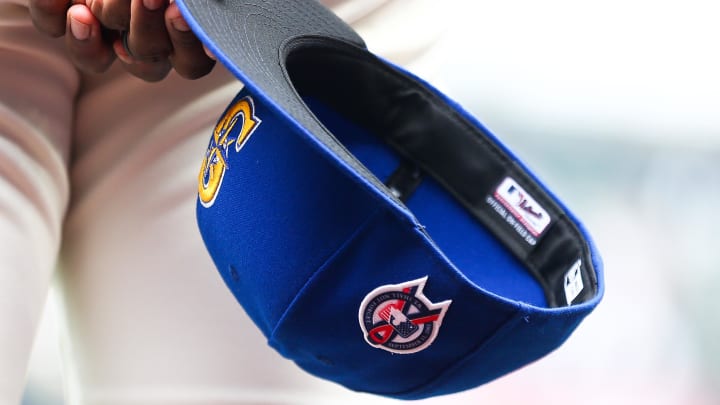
(305, 97), (548, 307)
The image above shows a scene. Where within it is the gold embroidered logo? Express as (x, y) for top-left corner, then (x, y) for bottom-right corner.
(198, 96), (262, 207)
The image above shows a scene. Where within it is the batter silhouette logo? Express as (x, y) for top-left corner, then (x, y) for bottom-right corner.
(198, 96), (262, 208)
(359, 277), (451, 354)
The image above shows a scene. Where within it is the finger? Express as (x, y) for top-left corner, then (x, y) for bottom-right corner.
(165, 3), (215, 79)
(127, 0), (172, 63)
(30, 0), (72, 37)
(86, 0), (131, 31)
(65, 4), (116, 73)
(113, 36), (172, 82)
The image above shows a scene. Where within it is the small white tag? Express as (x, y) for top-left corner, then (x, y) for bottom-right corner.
(564, 260), (584, 305)
(494, 177), (551, 237)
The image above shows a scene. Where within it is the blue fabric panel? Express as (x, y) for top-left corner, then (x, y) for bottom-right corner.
(401, 303), (588, 399)
(269, 208), (522, 396)
(196, 90), (381, 335)
(406, 181), (548, 307)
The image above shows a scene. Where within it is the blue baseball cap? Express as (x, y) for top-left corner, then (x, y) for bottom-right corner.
(178, 0), (604, 399)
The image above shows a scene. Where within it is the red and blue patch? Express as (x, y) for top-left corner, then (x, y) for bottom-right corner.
(359, 277), (451, 354)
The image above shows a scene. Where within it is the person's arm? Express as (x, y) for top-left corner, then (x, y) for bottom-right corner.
(0, 4), (77, 403)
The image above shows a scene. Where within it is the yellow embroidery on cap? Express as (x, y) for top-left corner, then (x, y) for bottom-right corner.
(198, 96), (262, 207)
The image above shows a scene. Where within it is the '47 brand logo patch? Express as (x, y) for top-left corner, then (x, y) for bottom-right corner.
(359, 277), (451, 354)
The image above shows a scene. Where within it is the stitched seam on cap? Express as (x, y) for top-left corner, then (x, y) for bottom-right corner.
(268, 207), (383, 341)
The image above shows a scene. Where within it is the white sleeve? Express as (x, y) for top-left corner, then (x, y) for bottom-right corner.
(0, 4), (78, 404)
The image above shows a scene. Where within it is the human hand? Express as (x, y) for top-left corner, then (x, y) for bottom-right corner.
(29, 0), (215, 81)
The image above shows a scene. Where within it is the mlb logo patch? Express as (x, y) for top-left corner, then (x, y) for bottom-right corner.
(494, 177), (552, 237)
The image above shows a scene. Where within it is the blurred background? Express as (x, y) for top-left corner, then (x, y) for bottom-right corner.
(22, 0), (720, 403)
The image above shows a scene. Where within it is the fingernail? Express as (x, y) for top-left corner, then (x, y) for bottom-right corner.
(70, 17), (91, 41)
(170, 16), (190, 32)
(113, 39), (135, 64)
(203, 45), (216, 60)
(143, 0), (163, 11)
